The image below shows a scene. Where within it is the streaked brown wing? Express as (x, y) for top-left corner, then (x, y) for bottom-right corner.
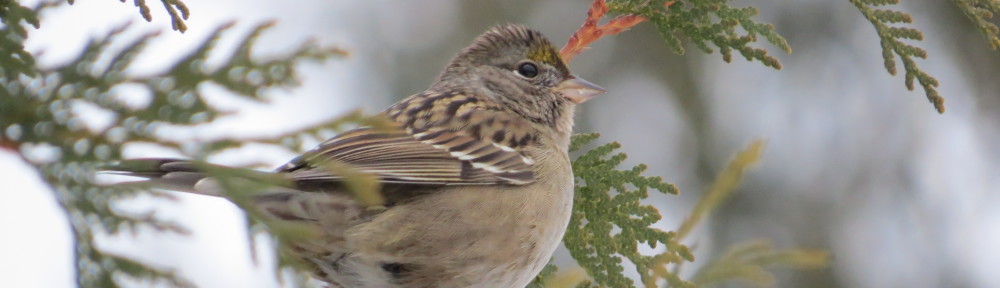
(279, 126), (534, 186)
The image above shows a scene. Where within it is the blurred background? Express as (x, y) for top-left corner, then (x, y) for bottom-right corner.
(2, 0), (998, 287)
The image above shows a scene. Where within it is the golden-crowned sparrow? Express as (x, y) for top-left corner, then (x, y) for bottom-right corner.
(110, 24), (605, 288)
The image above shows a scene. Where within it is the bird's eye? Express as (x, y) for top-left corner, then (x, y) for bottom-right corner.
(516, 62), (539, 78)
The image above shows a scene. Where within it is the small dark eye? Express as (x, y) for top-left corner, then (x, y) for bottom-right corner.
(516, 62), (538, 78)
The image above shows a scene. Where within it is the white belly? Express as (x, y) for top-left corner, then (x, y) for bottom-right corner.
(327, 162), (574, 287)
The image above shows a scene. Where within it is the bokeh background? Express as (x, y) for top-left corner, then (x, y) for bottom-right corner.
(2, 0), (999, 287)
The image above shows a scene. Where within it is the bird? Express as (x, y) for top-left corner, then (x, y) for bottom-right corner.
(107, 24), (605, 288)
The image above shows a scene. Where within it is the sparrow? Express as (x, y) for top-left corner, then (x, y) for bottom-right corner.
(109, 24), (605, 288)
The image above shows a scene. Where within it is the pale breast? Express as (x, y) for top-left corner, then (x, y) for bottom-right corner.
(330, 147), (574, 288)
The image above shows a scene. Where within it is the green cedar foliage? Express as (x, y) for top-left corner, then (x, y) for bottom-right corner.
(531, 139), (827, 288)
(850, 0), (998, 114)
(849, 0), (943, 113)
(65, 0), (191, 32)
(608, 0), (999, 113)
(563, 133), (687, 288)
(951, 0), (1000, 50)
(1, 1), (346, 287)
(606, 0), (791, 69)
(3, 0), (998, 287)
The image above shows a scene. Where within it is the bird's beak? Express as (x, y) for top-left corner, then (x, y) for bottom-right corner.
(555, 75), (606, 104)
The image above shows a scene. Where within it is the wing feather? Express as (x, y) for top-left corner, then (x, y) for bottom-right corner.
(280, 125), (534, 186)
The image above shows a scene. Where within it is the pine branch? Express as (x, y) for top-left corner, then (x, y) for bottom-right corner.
(850, 0), (945, 113)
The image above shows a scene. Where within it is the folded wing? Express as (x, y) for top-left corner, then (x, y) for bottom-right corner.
(279, 126), (534, 186)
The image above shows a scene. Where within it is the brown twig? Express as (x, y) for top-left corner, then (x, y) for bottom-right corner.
(0, 139), (18, 153)
(560, 0), (673, 63)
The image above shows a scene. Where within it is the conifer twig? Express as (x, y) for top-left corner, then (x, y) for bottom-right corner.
(560, 0), (673, 62)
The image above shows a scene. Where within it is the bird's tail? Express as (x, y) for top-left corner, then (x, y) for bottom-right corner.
(106, 158), (371, 270)
(103, 158), (225, 197)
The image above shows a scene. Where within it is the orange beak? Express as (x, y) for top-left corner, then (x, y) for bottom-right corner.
(555, 75), (606, 104)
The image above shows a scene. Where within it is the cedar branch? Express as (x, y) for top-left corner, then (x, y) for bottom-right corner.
(560, 0), (674, 62)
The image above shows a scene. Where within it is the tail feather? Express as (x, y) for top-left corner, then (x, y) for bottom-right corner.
(104, 158), (220, 196)
(105, 157), (397, 285)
